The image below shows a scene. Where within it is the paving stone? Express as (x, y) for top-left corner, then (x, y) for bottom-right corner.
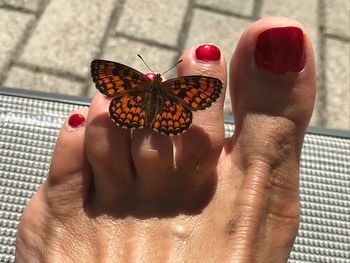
(325, 0), (350, 38)
(115, 0), (188, 47)
(310, 92), (322, 127)
(88, 36), (179, 97)
(19, 0), (116, 79)
(185, 8), (251, 115)
(0, 0), (41, 12)
(0, 9), (33, 83)
(185, 9), (250, 68)
(195, 0), (254, 17)
(261, 0), (319, 63)
(324, 39), (350, 130)
(4, 66), (84, 96)
(309, 106), (319, 127)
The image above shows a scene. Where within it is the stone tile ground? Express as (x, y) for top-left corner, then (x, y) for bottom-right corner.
(0, 0), (349, 130)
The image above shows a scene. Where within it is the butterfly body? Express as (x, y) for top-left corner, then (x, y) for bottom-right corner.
(141, 73), (165, 126)
(91, 59), (223, 135)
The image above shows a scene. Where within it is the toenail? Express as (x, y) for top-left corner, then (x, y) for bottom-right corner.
(146, 72), (157, 80)
(68, 113), (86, 128)
(255, 26), (305, 74)
(195, 44), (221, 62)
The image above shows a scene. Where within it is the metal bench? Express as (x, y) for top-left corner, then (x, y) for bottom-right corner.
(1, 87), (349, 262)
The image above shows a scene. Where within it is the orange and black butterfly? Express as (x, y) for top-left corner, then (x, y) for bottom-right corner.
(91, 59), (223, 135)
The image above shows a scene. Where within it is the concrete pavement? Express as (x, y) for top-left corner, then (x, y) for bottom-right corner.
(0, 0), (349, 130)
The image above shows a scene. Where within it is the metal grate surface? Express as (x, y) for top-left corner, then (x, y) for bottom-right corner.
(1, 92), (350, 263)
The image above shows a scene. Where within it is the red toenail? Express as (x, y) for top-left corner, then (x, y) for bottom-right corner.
(68, 113), (85, 128)
(146, 73), (157, 80)
(195, 44), (221, 61)
(255, 26), (305, 74)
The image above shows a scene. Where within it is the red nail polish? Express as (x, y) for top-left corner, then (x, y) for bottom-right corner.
(255, 26), (305, 74)
(146, 73), (156, 80)
(195, 44), (221, 61)
(68, 113), (85, 128)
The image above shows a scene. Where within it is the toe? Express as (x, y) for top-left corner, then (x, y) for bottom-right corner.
(131, 129), (174, 193)
(85, 93), (133, 205)
(230, 16), (316, 205)
(227, 17), (316, 258)
(130, 45), (227, 198)
(174, 44), (227, 176)
(231, 17), (315, 130)
(46, 107), (90, 212)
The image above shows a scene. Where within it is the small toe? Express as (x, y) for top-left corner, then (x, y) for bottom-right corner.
(85, 93), (133, 205)
(47, 107), (90, 211)
(174, 44), (227, 176)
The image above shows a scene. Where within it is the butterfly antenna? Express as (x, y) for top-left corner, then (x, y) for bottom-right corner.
(137, 54), (154, 73)
(160, 59), (183, 76)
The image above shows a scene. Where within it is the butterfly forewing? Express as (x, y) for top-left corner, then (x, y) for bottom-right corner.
(91, 59), (150, 97)
(163, 76), (223, 111)
(152, 96), (192, 135)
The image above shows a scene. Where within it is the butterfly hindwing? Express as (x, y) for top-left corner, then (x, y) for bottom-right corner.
(163, 76), (223, 110)
(152, 96), (192, 135)
(109, 95), (146, 129)
(91, 59), (150, 97)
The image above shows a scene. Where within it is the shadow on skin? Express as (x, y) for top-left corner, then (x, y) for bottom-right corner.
(85, 113), (219, 219)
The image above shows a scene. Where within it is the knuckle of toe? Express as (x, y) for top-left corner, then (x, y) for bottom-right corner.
(238, 114), (299, 170)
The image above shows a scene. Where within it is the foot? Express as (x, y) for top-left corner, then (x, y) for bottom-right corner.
(16, 17), (315, 263)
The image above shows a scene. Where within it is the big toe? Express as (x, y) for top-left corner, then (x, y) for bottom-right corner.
(230, 17), (316, 159)
(227, 17), (316, 259)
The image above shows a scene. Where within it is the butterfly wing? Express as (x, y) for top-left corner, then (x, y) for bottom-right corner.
(109, 94), (146, 129)
(91, 59), (150, 97)
(152, 96), (192, 135)
(163, 76), (223, 110)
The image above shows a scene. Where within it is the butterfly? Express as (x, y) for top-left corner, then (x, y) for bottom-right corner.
(90, 59), (223, 135)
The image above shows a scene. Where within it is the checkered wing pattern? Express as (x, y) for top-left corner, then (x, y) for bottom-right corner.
(163, 76), (223, 110)
(91, 59), (150, 97)
(91, 58), (223, 135)
(109, 95), (146, 129)
(152, 96), (192, 135)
